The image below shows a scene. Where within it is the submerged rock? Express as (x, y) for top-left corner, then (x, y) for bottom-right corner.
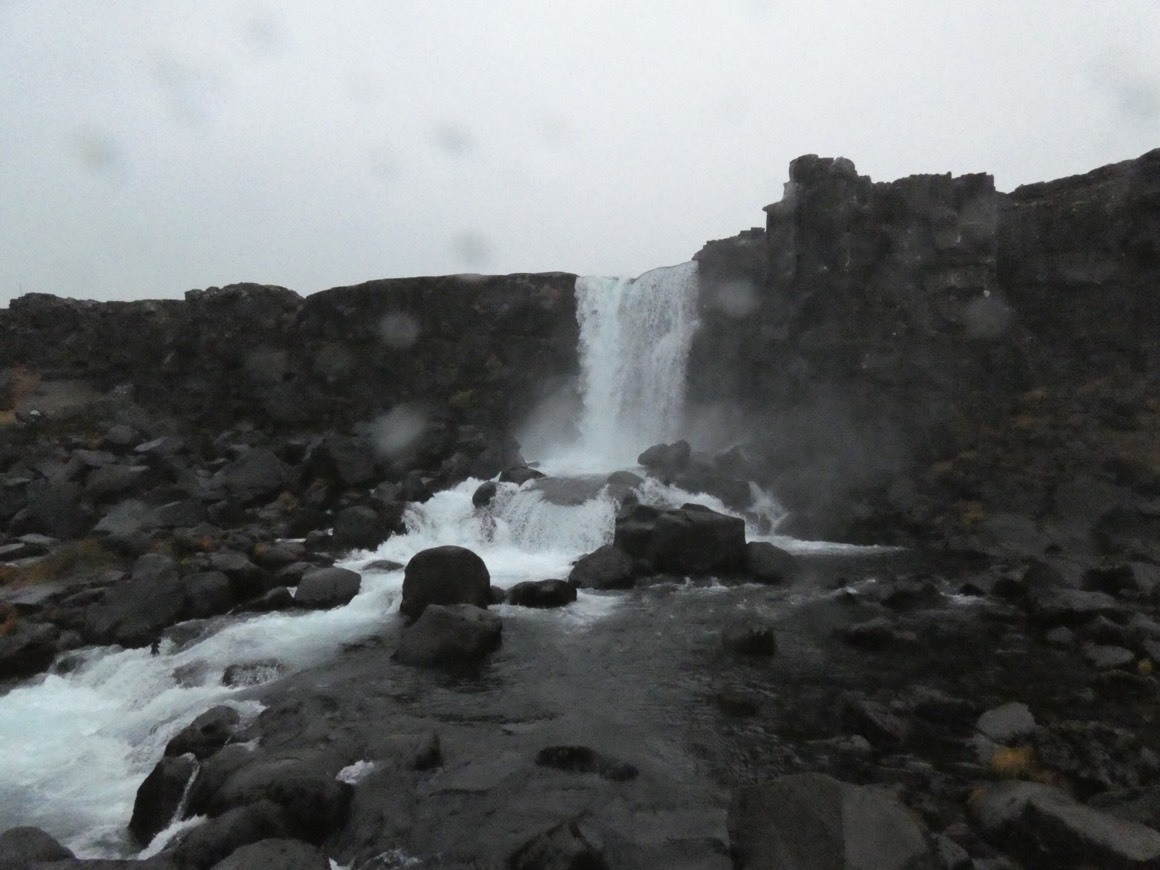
(393, 603), (502, 668)
(507, 579), (577, 608)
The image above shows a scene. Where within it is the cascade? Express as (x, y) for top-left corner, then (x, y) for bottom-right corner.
(546, 261), (700, 472)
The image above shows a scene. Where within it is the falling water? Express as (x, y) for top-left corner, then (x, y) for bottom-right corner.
(543, 262), (700, 472)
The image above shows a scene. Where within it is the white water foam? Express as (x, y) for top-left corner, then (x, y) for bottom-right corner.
(0, 571), (402, 856)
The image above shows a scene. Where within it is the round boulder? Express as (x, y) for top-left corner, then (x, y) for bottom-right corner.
(294, 566), (361, 609)
(399, 545), (491, 620)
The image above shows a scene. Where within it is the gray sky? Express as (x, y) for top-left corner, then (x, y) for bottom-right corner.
(2, 1), (1158, 306)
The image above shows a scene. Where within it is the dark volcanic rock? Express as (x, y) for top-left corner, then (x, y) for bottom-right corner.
(970, 780), (1160, 868)
(83, 554), (186, 647)
(728, 773), (932, 870)
(208, 838), (331, 870)
(393, 603), (502, 668)
(499, 465), (546, 486)
(472, 480), (498, 508)
(293, 566), (361, 609)
(399, 545), (491, 620)
(721, 615), (778, 656)
(614, 502), (747, 575)
(507, 579), (577, 608)
(165, 705), (242, 760)
(0, 826), (74, 867)
(0, 620), (60, 680)
(509, 819), (609, 870)
(182, 571), (235, 619)
(567, 543), (635, 590)
(129, 754), (198, 845)
(170, 800), (292, 870)
(331, 505), (390, 552)
(745, 541), (796, 584)
(535, 745), (639, 782)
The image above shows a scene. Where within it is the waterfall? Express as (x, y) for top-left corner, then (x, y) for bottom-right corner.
(542, 261), (700, 472)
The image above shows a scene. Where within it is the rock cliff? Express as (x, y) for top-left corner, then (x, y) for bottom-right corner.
(692, 148), (1160, 550)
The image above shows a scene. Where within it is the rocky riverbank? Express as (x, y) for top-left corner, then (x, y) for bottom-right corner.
(2, 149), (1160, 868)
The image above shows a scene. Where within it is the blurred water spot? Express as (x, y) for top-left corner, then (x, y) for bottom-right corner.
(245, 9), (286, 55)
(378, 312), (420, 350)
(244, 347), (288, 383)
(452, 232), (491, 268)
(710, 278), (759, 318)
(71, 128), (123, 176)
(372, 406), (428, 460)
(431, 123), (475, 157)
(152, 57), (221, 126)
(963, 293), (1012, 339)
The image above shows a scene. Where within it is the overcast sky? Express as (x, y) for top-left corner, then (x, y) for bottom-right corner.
(1, 1), (1158, 306)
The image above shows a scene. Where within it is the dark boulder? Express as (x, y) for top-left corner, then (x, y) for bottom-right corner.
(399, 545), (491, 620)
(130, 754), (199, 845)
(638, 440), (691, 476)
(83, 554), (187, 647)
(728, 773), (932, 870)
(509, 819), (609, 870)
(507, 579), (577, 608)
(306, 433), (379, 489)
(0, 620), (60, 680)
(721, 615), (778, 656)
(746, 541), (796, 584)
(615, 502), (747, 575)
(207, 838), (330, 870)
(207, 449), (291, 504)
(534, 745), (638, 781)
(499, 465), (546, 486)
(331, 505), (389, 551)
(472, 480), (498, 508)
(393, 603), (502, 668)
(206, 550), (277, 600)
(970, 780), (1160, 869)
(0, 826), (74, 868)
(182, 572), (235, 619)
(20, 478), (93, 539)
(567, 543), (635, 590)
(672, 460), (752, 510)
(165, 706), (242, 760)
(170, 800), (292, 870)
(293, 566), (361, 609)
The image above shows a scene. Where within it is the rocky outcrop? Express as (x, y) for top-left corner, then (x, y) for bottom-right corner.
(690, 148), (1160, 551)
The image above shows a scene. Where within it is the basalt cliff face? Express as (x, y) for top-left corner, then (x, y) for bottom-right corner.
(0, 273), (577, 482)
(693, 148), (1160, 555)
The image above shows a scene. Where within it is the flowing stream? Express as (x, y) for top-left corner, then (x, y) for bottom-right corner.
(0, 262), (865, 859)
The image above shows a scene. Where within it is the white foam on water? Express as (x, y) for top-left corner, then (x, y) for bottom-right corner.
(0, 571), (402, 857)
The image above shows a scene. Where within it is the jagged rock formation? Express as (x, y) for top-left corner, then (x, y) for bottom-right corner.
(0, 273), (578, 476)
(692, 149), (1160, 547)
